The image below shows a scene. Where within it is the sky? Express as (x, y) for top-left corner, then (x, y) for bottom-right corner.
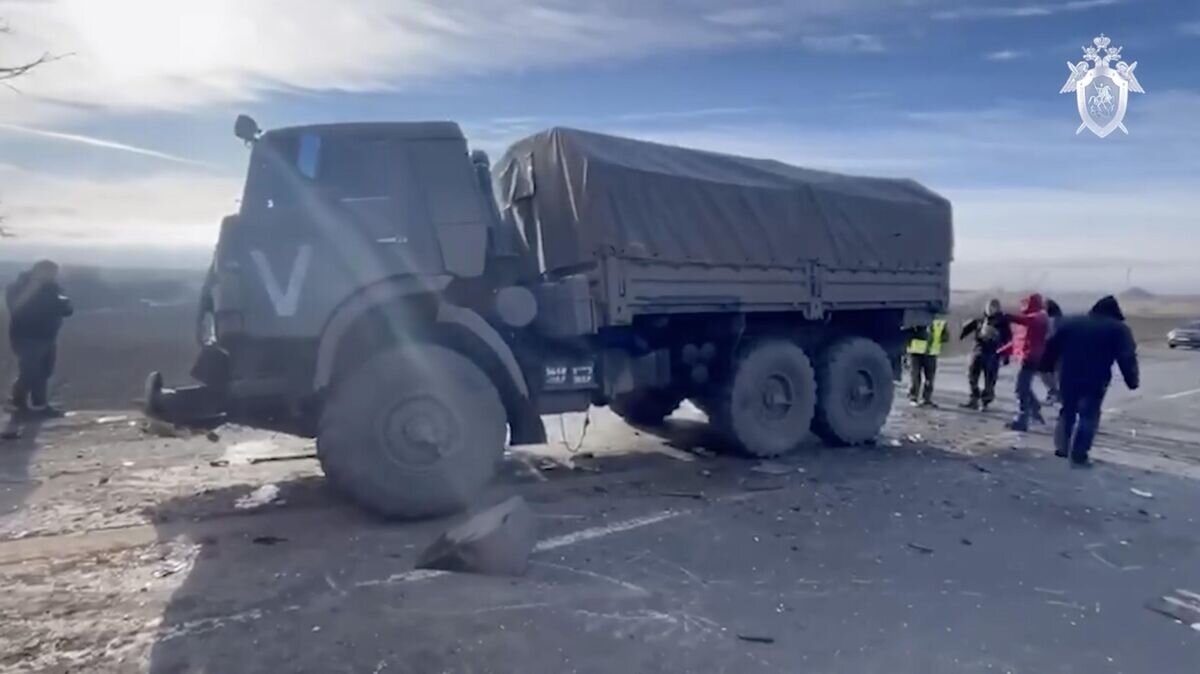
(1, 0), (1198, 292)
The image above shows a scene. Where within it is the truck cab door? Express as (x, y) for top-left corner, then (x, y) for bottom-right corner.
(221, 130), (442, 342)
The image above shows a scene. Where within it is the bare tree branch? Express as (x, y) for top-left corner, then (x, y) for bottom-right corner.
(0, 52), (56, 82)
(1, 18), (68, 84)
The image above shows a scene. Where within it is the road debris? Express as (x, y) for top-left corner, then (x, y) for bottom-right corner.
(741, 478), (785, 492)
(736, 634), (776, 644)
(252, 535), (289, 545)
(661, 491), (706, 500)
(907, 543), (935, 554)
(95, 415), (130, 424)
(154, 560), (189, 578)
(1130, 488), (1154, 499)
(249, 452), (317, 465)
(1146, 589), (1200, 626)
(143, 418), (189, 438)
(417, 496), (536, 576)
(751, 461), (800, 476)
(970, 462), (992, 474)
(235, 484), (283, 510)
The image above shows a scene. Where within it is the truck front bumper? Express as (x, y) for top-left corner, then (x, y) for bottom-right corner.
(143, 345), (231, 429)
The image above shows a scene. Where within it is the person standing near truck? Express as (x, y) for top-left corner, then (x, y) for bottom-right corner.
(1039, 299), (1064, 405)
(1041, 295), (1139, 467)
(1000, 293), (1049, 431)
(907, 316), (948, 407)
(5, 260), (73, 419)
(959, 298), (1011, 410)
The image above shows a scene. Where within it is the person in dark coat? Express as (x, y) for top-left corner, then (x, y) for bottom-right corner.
(5, 260), (73, 418)
(1041, 295), (1139, 467)
(1040, 299), (1064, 405)
(959, 298), (1012, 410)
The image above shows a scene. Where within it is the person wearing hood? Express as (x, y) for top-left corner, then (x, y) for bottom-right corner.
(959, 298), (1012, 410)
(1040, 299), (1064, 405)
(999, 293), (1049, 431)
(4, 260), (73, 420)
(1041, 295), (1139, 467)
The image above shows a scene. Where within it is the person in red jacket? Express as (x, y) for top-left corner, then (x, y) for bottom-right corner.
(998, 293), (1049, 431)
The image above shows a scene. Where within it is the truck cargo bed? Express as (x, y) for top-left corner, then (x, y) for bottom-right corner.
(495, 128), (952, 324)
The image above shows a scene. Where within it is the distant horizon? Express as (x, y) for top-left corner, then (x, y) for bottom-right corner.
(2, 240), (1197, 296)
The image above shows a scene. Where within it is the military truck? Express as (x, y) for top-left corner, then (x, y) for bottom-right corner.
(146, 117), (952, 519)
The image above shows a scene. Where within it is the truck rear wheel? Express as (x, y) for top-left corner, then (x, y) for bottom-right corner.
(317, 345), (506, 519)
(610, 389), (684, 426)
(715, 340), (816, 457)
(812, 337), (894, 445)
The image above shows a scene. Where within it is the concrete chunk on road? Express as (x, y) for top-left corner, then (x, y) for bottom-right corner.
(416, 496), (536, 576)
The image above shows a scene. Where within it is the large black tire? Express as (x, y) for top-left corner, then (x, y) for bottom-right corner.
(610, 389), (684, 426)
(812, 337), (895, 445)
(713, 340), (817, 457)
(317, 345), (506, 519)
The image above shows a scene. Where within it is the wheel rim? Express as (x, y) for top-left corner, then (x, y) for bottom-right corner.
(379, 396), (459, 467)
(759, 373), (795, 422)
(845, 368), (877, 413)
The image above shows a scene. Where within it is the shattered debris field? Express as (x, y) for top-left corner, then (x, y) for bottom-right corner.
(3, 349), (1200, 672)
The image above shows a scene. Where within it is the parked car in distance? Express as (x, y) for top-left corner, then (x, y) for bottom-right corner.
(1167, 321), (1200, 349)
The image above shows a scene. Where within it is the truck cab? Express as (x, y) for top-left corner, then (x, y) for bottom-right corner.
(149, 117), (569, 516)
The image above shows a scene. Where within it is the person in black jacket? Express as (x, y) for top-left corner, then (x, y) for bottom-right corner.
(959, 298), (1012, 410)
(1041, 295), (1139, 467)
(5, 260), (73, 417)
(1040, 299), (1064, 405)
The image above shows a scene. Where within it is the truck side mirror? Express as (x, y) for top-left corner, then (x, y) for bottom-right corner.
(234, 114), (262, 145)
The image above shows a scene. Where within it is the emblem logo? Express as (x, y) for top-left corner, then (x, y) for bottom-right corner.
(1059, 34), (1144, 138)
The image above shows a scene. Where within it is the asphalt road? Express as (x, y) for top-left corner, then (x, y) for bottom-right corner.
(1, 347), (1199, 673)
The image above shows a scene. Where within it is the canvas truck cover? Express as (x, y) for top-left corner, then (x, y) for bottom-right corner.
(495, 127), (953, 276)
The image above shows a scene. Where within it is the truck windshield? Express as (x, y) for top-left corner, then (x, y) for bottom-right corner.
(241, 131), (399, 215)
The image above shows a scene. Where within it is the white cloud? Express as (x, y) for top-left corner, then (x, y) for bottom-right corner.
(933, 0), (1121, 21)
(800, 33), (886, 53)
(0, 0), (915, 121)
(0, 123), (211, 167)
(0, 163), (238, 246)
(616, 107), (768, 122)
(984, 49), (1028, 61)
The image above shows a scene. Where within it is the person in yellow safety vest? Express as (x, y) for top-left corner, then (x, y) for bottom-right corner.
(907, 317), (949, 407)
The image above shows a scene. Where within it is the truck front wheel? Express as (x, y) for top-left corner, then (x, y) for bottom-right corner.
(715, 340), (817, 457)
(812, 337), (895, 445)
(317, 345), (506, 519)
